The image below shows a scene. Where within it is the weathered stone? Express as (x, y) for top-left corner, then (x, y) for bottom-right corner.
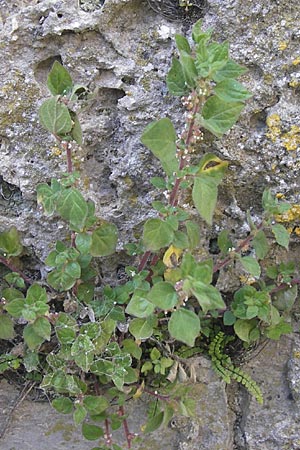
(0, 0), (300, 449)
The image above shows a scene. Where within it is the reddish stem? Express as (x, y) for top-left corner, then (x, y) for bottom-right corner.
(119, 405), (133, 449)
(66, 144), (73, 173)
(105, 418), (112, 447)
(138, 96), (201, 273)
(269, 278), (300, 295)
(144, 388), (170, 401)
(0, 255), (32, 285)
(213, 222), (264, 273)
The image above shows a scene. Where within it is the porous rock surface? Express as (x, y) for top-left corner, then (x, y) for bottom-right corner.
(0, 0), (300, 449)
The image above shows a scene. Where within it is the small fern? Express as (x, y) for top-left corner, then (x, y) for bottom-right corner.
(209, 332), (263, 405)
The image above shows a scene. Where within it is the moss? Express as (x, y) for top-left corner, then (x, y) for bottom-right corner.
(0, 71), (40, 130)
(44, 421), (76, 442)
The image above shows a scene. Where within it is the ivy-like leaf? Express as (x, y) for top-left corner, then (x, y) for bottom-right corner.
(141, 118), (178, 176)
(168, 308), (201, 346)
(47, 61), (73, 96)
(192, 176), (218, 226)
(90, 223), (118, 257)
(39, 97), (73, 136)
(143, 218), (174, 251)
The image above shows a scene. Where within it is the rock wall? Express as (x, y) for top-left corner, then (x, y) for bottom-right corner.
(0, 0), (300, 449)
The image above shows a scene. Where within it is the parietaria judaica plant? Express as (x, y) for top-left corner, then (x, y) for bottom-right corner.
(0, 20), (298, 448)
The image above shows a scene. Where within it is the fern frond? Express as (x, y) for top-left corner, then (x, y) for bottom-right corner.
(208, 332), (263, 404)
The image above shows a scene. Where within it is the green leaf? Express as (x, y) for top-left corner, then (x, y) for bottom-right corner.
(185, 221), (200, 249)
(200, 96), (245, 137)
(223, 310), (236, 326)
(141, 118), (178, 176)
(142, 411), (164, 434)
(47, 268), (77, 291)
(32, 317), (51, 340)
(0, 314), (15, 339)
(125, 289), (155, 318)
(217, 229), (233, 254)
(172, 230), (189, 249)
(233, 318), (259, 343)
(4, 272), (25, 289)
(2, 287), (24, 302)
(73, 404), (87, 426)
(240, 256), (261, 278)
(47, 61), (73, 95)
(175, 34), (191, 54)
(83, 395), (109, 414)
(52, 397), (74, 414)
(4, 299), (25, 317)
(122, 339), (142, 360)
(90, 223), (118, 257)
(75, 233), (92, 254)
(179, 51), (198, 89)
(71, 335), (95, 371)
(271, 224), (289, 249)
(191, 154), (228, 225)
(0, 227), (23, 256)
(166, 58), (188, 96)
(147, 281), (178, 310)
(168, 308), (200, 346)
(23, 324), (45, 350)
(129, 316), (156, 340)
(39, 97), (73, 136)
(23, 350), (39, 372)
(55, 312), (78, 344)
(56, 187), (88, 231)
(253, 230), (269, 259)
(214, 79), (252, 103)
(213, 59), (248, 82)
(264, 319), (292, 340)
(77, 282), (95, 304)
(187, 280), (225, 314)
(273, 285), (297, 312)
(36, 179), (61, 215)
(70, 114), (83, 145)
(192, 176), (218, 225)
(192, 19), (212, 44)
(143, 218), (174, 251)
(82, 423), (104, 441)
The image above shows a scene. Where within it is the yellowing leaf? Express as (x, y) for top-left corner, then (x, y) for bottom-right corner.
(163, 245), (183, 268)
